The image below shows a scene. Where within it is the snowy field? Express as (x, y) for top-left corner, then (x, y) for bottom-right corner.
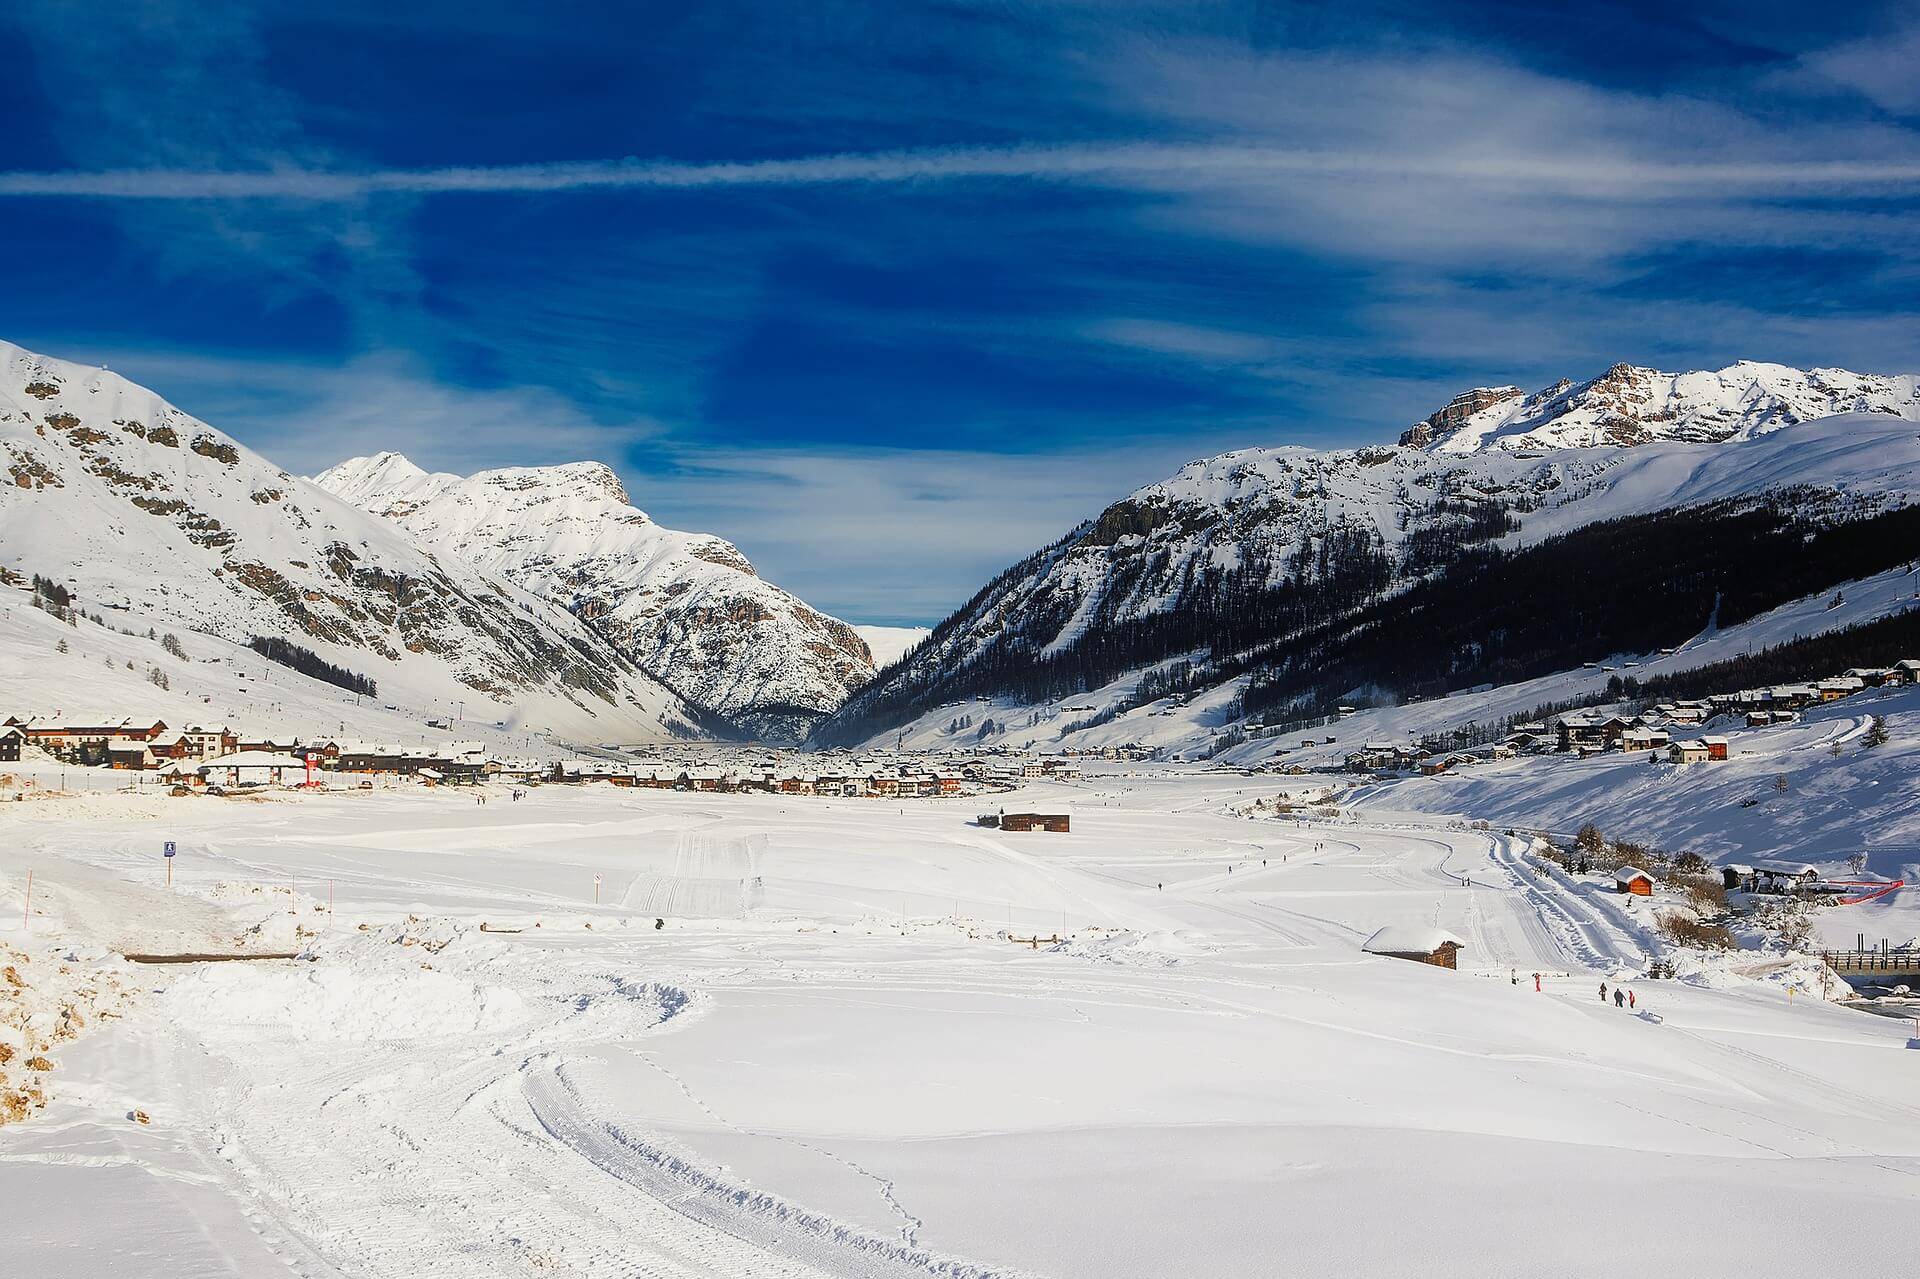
(3, 774), (1918, 1278)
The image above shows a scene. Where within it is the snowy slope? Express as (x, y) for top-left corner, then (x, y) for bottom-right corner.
(1400, 360), (1920, 453)
(0, 340), (717, 742)
(824, 402), (1920, 748)
(1349, 683), (1920, 950)
(858, 557), (1920, 761)
(315, 452), (873, 741)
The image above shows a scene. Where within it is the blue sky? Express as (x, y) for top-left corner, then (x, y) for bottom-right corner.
(2, 1), (1918, 625)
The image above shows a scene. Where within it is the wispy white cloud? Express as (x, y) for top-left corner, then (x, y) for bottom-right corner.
(1, 141), (1918, 201)
(1798, 22), (1920, 116)
(61, 342), (1185, 624)
(636, 441), (1211, 625)
(69, 346), (665, 477)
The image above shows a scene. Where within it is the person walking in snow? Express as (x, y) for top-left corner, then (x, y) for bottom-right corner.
(1628, 989), (1636, 1011)
(1599, 981), (1609, 1003)
(1614, 988), (1625, 1008)
(1533, 972), (1542, 993)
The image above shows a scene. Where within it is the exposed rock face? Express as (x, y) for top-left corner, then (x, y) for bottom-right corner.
(1400, 361), (1919, 454)
(0, 339), (718, 742)
(1399, 386), (1523, 449)
(315, 452), (875, 741)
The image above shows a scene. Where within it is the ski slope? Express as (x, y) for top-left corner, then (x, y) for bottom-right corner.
(2, 775), (1917, 1278)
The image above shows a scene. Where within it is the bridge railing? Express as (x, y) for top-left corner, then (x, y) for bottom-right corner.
(1820, 950), (1920, 973)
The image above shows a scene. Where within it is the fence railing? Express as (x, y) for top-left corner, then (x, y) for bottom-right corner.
(1821, 950), (1920, 974)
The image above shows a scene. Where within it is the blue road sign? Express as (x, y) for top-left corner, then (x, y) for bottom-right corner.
(164, 841), (177, 858)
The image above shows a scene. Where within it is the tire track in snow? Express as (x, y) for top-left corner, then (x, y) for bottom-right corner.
(524, 1056), (1036, 1279)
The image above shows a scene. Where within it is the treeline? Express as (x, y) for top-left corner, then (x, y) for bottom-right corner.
(817, 523), (1394, 744)
(819, 487), (1920, 746)
(1242, 497), (1920, 721)
(1635, 608), (1920, 702)
(247, 635), (378, 697)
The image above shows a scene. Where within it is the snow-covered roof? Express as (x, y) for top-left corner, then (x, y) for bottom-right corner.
(1361, 926), (1464, 955)
(1614, 866), (1652, 883)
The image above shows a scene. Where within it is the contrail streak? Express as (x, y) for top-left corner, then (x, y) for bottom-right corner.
(0, 143), (1914, 200)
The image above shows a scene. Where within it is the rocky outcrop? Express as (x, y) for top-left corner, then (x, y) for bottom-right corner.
(1402, 361), (1919, 454)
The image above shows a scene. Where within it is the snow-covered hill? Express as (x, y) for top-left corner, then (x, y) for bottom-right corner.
(314, 452), (873, 742)
(0, 340), (717, 742)
(1399, 360), (1919, 453)
(820, 369), (1920, 750)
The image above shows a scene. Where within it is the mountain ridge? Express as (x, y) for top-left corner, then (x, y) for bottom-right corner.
(817, 356), (1920, 750)
(315, 450), (875, 742)
(1399, 360), (1918, 453)
(0, 338), (721, 742)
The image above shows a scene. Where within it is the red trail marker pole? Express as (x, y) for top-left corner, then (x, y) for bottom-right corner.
(21, 869), (32, 933)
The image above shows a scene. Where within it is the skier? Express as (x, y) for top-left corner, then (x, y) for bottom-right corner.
(1533, 972), (1542, 993)
(1510, 969), (1518, 986)
(1614, 988), (1625, 1008)
(1628, 989), (1636, 1011)
(1599, 981), (1609, 1003)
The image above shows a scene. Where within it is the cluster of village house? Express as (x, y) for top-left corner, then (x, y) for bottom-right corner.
(1343, 660), (1920, 776)
(0, 713), (1091, 798)
(0, 716), (524, 787)
(555, 754), (1081, 797)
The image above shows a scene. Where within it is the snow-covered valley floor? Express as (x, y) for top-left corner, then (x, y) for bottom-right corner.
(3, 777), (1917, 1277)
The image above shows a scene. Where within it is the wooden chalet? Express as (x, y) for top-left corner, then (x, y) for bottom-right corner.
(1667, 740), (1710, 765)
(998, 811), (1070, 833)
(1614, 866), (1654, 896)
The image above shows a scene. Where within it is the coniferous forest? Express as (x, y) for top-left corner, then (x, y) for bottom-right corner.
(816, 493), (1920, 744)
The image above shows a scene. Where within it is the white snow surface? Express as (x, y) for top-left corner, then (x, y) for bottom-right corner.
(315, 451), (874, 734)
(0, 339), (713, 742)
(3, 770), (1918, 1278)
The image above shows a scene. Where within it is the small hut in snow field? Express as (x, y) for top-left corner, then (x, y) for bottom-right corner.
(1615, 866), (1654, 896)
(1361, 926), (1465, 969)
(999, 811), (1071, 833)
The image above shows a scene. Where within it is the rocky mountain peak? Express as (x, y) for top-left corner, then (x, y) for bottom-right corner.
(1401, 360), (1920, 455)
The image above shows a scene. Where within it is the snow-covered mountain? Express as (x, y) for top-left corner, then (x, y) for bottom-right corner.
(314, 452), (874, 741)
(1399, 361), (1919, 453)
(0, 340), (720, 742)
(819, 359), (1920, 750)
